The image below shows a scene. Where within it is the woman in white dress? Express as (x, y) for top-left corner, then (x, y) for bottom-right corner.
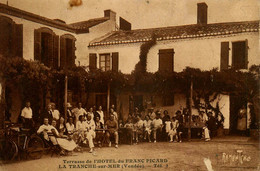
(96, 106), (104, 124)
(50, 120), (77, 152)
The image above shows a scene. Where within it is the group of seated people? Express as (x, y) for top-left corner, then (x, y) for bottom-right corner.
(26, 100), (222, 155)
(121, 107), (223, 144)
(36, 103), (119, 155)
(121, 108), (185, 144)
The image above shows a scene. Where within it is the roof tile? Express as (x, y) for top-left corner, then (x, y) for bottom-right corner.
(89, 20), (259, 47)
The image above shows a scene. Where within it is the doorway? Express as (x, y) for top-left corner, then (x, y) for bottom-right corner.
(229, 94), (247, 135)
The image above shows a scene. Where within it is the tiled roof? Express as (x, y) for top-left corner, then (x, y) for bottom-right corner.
(89, 20), (259, 47)
(0, 3), (109, 34)
(0, 3), (75, 32)
(69, 17), (109, 33)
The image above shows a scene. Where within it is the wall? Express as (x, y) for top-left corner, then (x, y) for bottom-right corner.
(148, 33), (259, 72)
(0, 13), (78, 61)
(116, 91), (230, 129)
(88, 43), (141, 73)
(89, 32), (259, 74)
(0, 13), (116, 68)
(75, 19), (116, 67)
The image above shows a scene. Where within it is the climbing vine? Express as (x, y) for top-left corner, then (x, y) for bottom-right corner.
(134, 34), (156, 74)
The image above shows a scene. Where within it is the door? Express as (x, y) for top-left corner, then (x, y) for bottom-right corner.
(133, 95), (143, 112)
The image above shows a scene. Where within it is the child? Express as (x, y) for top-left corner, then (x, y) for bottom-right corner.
(143, 115), (152, 142)
(168, 116), (179, 142)
(165, 115), (171, 135)
(124, 118), (134, 143)
(133, 115), (144, 144)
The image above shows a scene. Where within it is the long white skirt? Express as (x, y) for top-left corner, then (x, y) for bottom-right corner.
(56, 138), (77, 151)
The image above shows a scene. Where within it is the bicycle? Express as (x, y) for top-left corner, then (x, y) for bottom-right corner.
(0, 123), (44, 161)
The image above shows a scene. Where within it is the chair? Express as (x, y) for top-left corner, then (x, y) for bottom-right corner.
(41, 133), (61, 157)
(102, 130), (117, 146)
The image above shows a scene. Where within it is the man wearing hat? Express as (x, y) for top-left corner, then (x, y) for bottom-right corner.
(66, 103), (74, 120)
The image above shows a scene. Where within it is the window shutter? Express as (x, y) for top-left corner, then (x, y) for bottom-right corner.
(232, 41), (247, 70)
(159, 49), (174, 72)
(47, 34), (54, 68)
(53, 35), (59, 69)
(197, 3), (208, 25)
(220, 42), (229, 70)
(13, 24), (23, 58)
(72, 39), (76, 67)
(245, 39), (248, 69)
(60, 36), (66, 69)
(34, 29), (41, 61)
(89, 53), (97, 71)
(112, 52), (119, 72)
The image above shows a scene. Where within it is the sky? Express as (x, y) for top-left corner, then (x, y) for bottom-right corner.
(0, 0), (259, 29)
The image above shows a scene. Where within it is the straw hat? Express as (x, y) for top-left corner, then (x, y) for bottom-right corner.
(67, 103), (72, 108)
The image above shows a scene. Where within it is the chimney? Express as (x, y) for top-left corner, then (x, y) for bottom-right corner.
(119, 17), (131, 31)
(104, 9), (116, 21)
(197, 2), (208, 25)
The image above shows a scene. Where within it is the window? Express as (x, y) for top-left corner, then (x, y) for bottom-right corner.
(232, 41), (248, 70)
(100, 54), (110, 71)
(35, 30), (76, 69)
(34, 28), (58, 68)
(95, 52), (118, 72)
(163, 93), (174, 106)
(159, 49), (174, 72)
(0, 16), (23, 58)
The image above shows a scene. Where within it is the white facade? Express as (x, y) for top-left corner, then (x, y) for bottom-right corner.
(0, 6), (117, 122)
(0, 8), (117, 67)
(75, 19), (117, 66)
(89, 32), (259, 74)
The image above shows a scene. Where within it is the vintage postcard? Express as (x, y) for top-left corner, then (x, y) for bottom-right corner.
(0, 0), (259, 170)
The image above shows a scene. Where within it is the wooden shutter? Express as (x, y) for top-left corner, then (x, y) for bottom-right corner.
(89, 53), (97, 71)
(232, 41), (247, 69)
(34, 29), (41, 61)
(245, 39), (248, 69)
(72, 39), (76, 67)
(197, 3), (208, 25)
(220, 42), (229, 70)
(60, 36), (66, 69)
(159, 49), (174, 72)
(13, 24), (23, 58)
(112, 52), (119, 72)
(53, 35), (59, 69)
(47, 34), (54, 68)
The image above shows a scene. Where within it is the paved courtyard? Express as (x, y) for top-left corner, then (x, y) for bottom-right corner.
(0, 138), (259, 171)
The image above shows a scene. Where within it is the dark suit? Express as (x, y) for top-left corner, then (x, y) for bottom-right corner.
(40, 110), (53, 124)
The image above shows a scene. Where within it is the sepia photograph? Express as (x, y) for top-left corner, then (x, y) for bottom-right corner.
(0, 0), (259, 170)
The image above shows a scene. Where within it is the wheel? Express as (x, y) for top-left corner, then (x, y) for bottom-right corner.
(26, 135), (44, 159)
(0, 139), (18, 161)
